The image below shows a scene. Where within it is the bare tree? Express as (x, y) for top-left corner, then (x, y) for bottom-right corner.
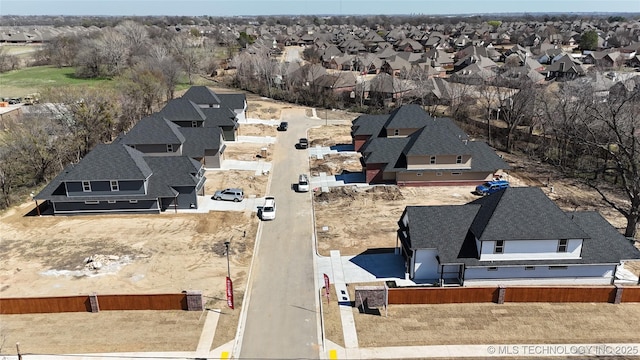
(169, 34), (203, 85)
(497, 80), (536, 153)
(98, 28), (130, 76)
(573, 82), (640, 238)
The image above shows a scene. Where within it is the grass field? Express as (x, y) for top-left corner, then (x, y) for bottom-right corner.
(0, 65), (114, 99)
(0, 65), (208, 100)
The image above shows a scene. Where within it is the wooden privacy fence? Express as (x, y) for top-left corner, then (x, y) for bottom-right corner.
(0, 291), (203, 315)
(387, 285), (640, 305)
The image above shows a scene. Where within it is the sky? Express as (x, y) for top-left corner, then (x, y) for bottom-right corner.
(1, 0), (639, 17)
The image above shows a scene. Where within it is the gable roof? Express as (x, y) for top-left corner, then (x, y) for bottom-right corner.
(120, 116), (185, 145)
(216, 93), (247, 110)
(181, 86), (222, 106)
(469, 187), (589, 241)
(403, 205), (481, 253)
(158, 98), (207, 122)
(62, 144), (153, 181)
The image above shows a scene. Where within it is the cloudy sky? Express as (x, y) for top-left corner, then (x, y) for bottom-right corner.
(1, 0), (638, 16)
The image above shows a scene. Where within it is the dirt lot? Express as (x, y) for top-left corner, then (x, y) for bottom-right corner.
(1, 95), (639, 356)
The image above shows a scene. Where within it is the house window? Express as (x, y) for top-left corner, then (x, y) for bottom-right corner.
(487, 267), (498, 271)
(129, 200), (138, 204)
(107, 200), (117, 204)
(191, 121), (198, 127)
(416, 172), (423, 177)
(430, 156), (436, 164)
(84, 200), (99, 205)
(451, 172), (461, 176)
(557, 239), (568, 252)
(167, 144), (173, 152)
(110, 180), (119, 191)
(549, 266), (568, 270)
(82, 181), (91, 192)
(494, 240), (504, 254)
(456, 155), (463, 164)
(393, 129), (399, 136)
(525, 266), (535, 271)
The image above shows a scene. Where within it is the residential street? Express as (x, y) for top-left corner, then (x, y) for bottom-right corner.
(237, 109), (321, 358)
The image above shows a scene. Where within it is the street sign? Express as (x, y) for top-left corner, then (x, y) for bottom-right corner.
(323, 273), (330, 303)
(226, 276), (234, 309)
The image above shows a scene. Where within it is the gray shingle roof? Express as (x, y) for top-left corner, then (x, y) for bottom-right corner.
(181, 86), (222, 106)
(158, 98), (207, 121)
(404, 123), (471, 156)
(178, 127), (223, 158)
(217, 93), (247, 111)
(403, 187), (640, 266)
(63, 144), (153, 181)
(385, 104), (434, 129)
(120, 116), (185, 145)
(469, 187), (589, 241)
(201, 107), (238, 128)
(351, 114), (388, 137)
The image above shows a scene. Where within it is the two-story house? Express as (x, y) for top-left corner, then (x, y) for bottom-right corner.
(182, 86), (248, 123)
(34, 143), (206, 215)
(117, 116), (225, 169)
(352, 105), (509, 186)
(397, 187), (640, 285)
(157, 97), (238, 141)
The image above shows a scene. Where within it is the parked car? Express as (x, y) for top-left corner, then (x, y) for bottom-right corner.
(262, 196), (276, 220)
(475, 179), (510, 195)
(277, 121), (288, 131)
(298, 138), (309, 149)
(212, 188), (244, 202)
(297, 174), (310, 192)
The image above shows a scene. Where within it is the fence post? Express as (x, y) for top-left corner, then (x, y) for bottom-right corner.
(89, 292), (100, 313)
(613, 285), (623, 304)
(497, 285), (506, 304)
(185, 290), (204, 311)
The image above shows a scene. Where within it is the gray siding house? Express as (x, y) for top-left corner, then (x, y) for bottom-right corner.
(118, 116), (225, 169)
(34, 144), (206, 215)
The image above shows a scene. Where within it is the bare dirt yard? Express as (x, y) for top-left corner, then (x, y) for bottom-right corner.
(2, 92), (639, 356)
(0, 89), (296, 355)
(311, 123), (640, 349)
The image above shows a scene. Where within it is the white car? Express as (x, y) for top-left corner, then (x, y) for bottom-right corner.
(297, 174), (310, 192)
(262, 196), (276, 220)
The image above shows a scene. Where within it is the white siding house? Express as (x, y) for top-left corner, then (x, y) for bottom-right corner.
(397, 187), (640, 285)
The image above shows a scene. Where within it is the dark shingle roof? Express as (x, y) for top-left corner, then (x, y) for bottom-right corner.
(178, 127), (223, 158)
(63, 144), (153, 181)
(405, 205), (481, 252)
(201, 107), (238, 127)
(217, 93), (247, 110)
(469, 187), (589, 241)
(158, 98), (207, 121)
(144, 156), (202, 197)
(351, 114), (389, 136)
(120, 116), (185, 145)
(385, 104), (433, 129)
(181, 86), (222, 106)
(570, 212), (640, 263)
(404, 123), (471, 156)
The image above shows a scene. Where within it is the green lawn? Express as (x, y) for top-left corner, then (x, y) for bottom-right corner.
(0, 65), (213, 99)
(0, 65), (114, 99)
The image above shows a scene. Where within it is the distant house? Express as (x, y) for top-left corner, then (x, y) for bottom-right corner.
(352, 105), (509, 185)
(545, 54), (586, 80)
(397, 187), (640, 285)
(34, 144), (206, 215)
(181, 86), (247, 128)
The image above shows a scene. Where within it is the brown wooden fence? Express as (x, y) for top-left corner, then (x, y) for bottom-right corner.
(388, 286), (498, 304)
(0, 293), (192, 315)
(388, 286), (640, 305)
(0, 296), (91, 314)
(504, 286), (616, 303)
(621, 287), (640, 303)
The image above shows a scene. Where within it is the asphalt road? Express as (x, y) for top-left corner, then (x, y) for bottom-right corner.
(238, 109), (320, 359)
